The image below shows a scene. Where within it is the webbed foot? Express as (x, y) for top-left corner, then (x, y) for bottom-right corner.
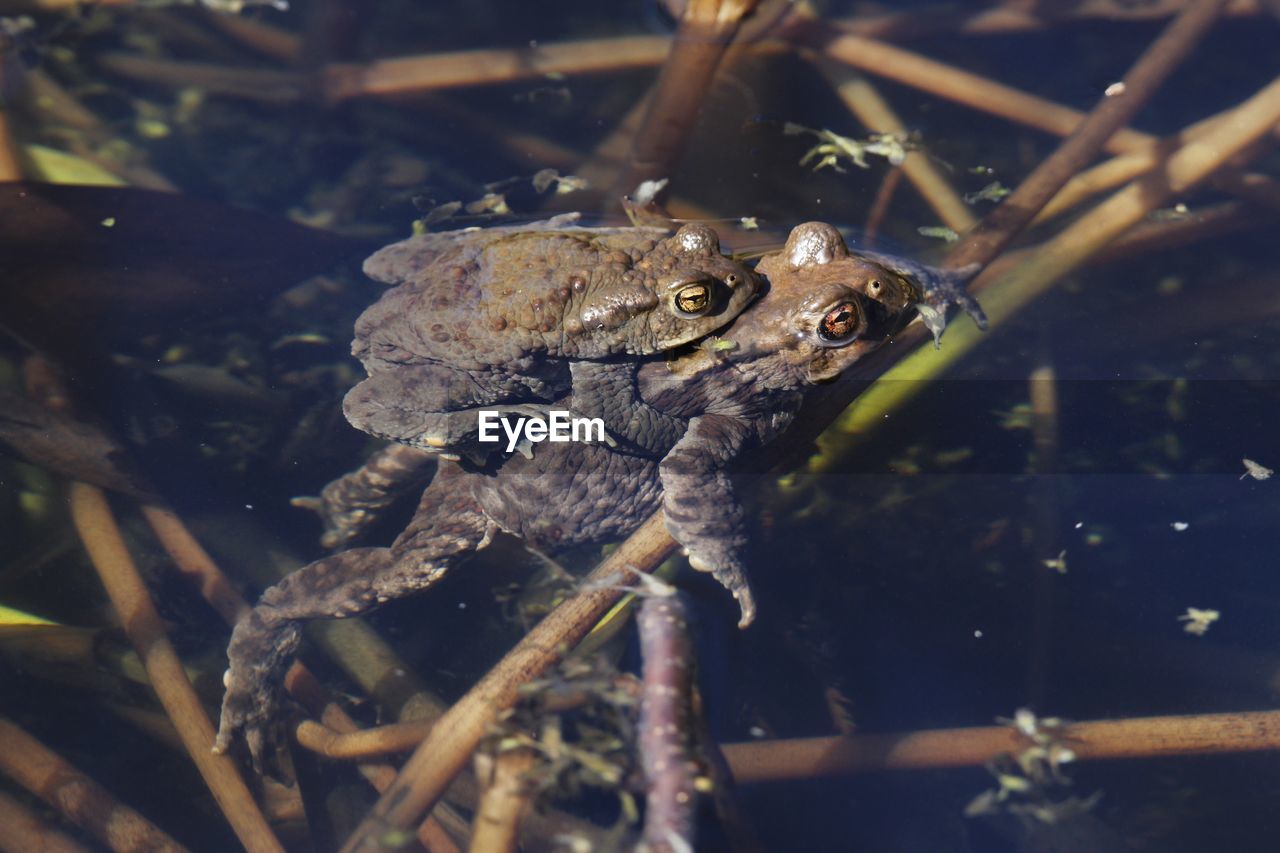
(916, 262), (988, 347)
(687, 552), (757, 628)
(214, 610), (301, 775)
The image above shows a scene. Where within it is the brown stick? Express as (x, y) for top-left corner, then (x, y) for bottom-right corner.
(141, 503), (251, 624)
(0, 107), (21, 181)
(467, 749), (537, 853)
(202, 7), (303, 64)
(322, 36), (672, 101)
(827, 0), (1260, 40)
(294, 717), (433, 760)
(862, 166), (903, 247)
(339, 513), (675, 852)
(67, 484), (284, 853)
(97, 54), (310, 103)
(723, 710), (1280, 782)
(809, 24), (1147, 153)
(820, 66), (975, 234)
(613, 0), (760, 200)
(943, 0), (1231, 269)
(0, 790), (92, 853)
(638, 592), (699, 853)
(0, 716), (187, 852)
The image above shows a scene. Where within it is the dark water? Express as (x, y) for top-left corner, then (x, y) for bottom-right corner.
(2, 2), (1280, 851)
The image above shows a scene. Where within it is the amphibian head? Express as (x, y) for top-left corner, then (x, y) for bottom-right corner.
(733, 223), (914, 382)
(578, 222), (762, 354)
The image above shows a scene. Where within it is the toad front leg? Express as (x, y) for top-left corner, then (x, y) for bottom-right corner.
(216, 467), (496, 769)
(659, 413), (757, 627)
(569, 361), (688, 455)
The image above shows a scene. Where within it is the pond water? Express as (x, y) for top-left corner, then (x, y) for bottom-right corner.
(2, 2), (1280, 851)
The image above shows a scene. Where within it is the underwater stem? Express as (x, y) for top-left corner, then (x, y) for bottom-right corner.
(945, 0), (1232, 269)
(468, 749), (537, 853)
(613, 0), (760, 201)
(0, 789), (91, 853)
(0, 715), (188, 852)
(820, 66), (976, 235)
(68, 483), (284, 853)
(723, 709), (1280, 782)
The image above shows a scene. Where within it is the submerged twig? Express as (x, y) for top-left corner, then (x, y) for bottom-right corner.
(613, 0), (761, 202)
(0, 716), (188, 852)
(68, 484), (284, 853)
(723, 710), (1280, 782)
(0, 109), (21, 181)
(827, 0), (1262, 40)
(468, 749), (537, 853)
(637, 590), (700, 853)
(0, 789), (92, 853)
(945, 0), (1232, 269)
(322, 36), (672, 101)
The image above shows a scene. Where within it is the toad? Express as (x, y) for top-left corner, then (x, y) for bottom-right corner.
(342, 214), (760, 459)
(216, 222), (984, 765)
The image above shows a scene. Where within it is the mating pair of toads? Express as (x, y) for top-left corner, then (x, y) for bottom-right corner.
(215, 215), (986, 766)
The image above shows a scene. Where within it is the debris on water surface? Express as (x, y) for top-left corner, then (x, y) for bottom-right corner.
(785, 123), (912, 171)
(966, 708), (1091, 823)
(964, 181), (1011, 204)
(738, 216), (759, 230)
(1241, 458), (1273, 481)
(1149, 202), (1192, 222)
(916, 225), (959, 243)
(465, 192), (510, 215)
(1042, 550), (1068, 574)
(631, 178), (668, 206)
(414, 200), (463, 231)
(1171, 521), (1189, 531)
(532, 168), (590, 195)
(1179, 607), (1219, 636)
(200, 0), (289, 12)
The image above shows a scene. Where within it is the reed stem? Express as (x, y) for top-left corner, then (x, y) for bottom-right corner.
(69, 484), (284, 853)
(723, 710), (1280, 782)
(0, 715), (188, 852)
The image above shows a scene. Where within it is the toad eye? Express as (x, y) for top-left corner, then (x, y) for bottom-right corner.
(867, 279), (883, 296)
(673, 282), (713, 317)
(817, 301), (864, 345)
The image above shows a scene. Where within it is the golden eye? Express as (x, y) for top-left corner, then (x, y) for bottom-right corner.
(818, 301), (862, 343)
(867, 279), (883, 295)
(674, 283), (711, 316)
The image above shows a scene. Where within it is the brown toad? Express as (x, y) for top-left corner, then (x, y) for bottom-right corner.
(216, 222), (984, 766)
(342, 214), (760, 458)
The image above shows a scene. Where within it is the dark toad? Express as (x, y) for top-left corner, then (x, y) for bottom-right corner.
(342, 214), (760, 458)
(216, 222), (984, 765)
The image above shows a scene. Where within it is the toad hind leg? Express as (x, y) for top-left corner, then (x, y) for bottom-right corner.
(659, 414), (757, 627)
(216, 467), (495, 769)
